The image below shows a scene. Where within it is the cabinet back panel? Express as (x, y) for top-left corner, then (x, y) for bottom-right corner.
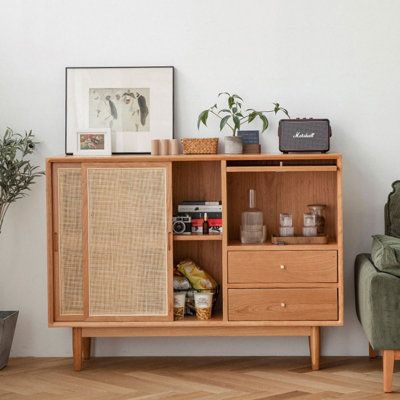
(57, 168), (84, 316)
(87, 167), (168, 316)
(172, 161), (221, 213)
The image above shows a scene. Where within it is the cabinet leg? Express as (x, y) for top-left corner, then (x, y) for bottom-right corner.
(383, 350), (394, 393)
(309, 326), (320, 371)
(83, 337), (91, 361)
(369, 343), (377, 359)
(72, 328), (83, 371)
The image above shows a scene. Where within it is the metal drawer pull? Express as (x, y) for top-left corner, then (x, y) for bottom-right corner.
(280, 265), (285, 270)
(281, 303), (286, 308)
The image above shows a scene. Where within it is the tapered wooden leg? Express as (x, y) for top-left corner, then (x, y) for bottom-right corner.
(83, 337), (91, 361)
(309, 326), (320, 371)
(383, 350), (395, 393)
(72, 328), (83, 371)
(369, 343), (377, 359)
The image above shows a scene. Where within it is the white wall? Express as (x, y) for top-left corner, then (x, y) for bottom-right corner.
(1, 0), (400, 357)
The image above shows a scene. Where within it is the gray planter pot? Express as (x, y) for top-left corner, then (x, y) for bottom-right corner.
(0, 311), (18, 369)
(224, 136), (243, 154)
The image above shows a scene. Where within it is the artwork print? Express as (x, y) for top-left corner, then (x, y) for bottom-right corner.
(79, 133), (105, 150)
(89, 88), (150, 132)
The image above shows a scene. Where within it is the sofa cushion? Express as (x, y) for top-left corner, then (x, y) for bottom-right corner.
(371, 235), (400, 277)
(355, 253), (400, 350)
(385, 180), (400, 238)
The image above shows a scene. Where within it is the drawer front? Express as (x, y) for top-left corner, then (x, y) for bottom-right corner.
(228, 288), (338, 321)
(228, 251), (337, 284)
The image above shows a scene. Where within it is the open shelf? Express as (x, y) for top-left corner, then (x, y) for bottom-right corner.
(226, 165), (337, 173)
(227, 170), (338, 244)
(227, 240), (339, 251)
(173, 313), (223, 325)
(174, 234), (222, 241)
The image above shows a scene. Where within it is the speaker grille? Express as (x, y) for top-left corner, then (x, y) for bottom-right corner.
(87, 167), (168, 316)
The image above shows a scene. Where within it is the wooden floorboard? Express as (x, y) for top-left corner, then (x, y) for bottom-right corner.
(0, 357), (398, 399)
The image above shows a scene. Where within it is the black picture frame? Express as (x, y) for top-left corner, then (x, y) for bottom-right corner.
(65, 66), (174, 155)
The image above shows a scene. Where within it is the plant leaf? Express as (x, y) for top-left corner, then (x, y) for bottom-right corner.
(197, 110), (209, 129)
(219, 115), (231, 131)
(218, 108), (231, 114)
(273, 102), (290, 118)
(248, 111), (257, 123)
(233, 115), (241, 131)
(228, 96), (235, 109)
(232, 94), (244, 102)
(259, 114), (269, 133)
(218, 92), (230, 97)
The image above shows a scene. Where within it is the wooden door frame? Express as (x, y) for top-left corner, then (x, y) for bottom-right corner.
(48, 162), (85, 324)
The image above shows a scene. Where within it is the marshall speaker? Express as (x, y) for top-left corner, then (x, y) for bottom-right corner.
(278, 118), (332, 153)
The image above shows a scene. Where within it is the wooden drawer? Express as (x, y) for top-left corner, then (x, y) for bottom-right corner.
(228, 251), (337, 284)
(228, 288), (338, 321)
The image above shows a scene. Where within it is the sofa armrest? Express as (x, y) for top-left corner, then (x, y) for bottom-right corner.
(355, 253), (400, 349)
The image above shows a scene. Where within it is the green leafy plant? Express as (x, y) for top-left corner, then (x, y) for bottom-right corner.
(198, 92), (290, 136)
(0, 128), (44, 234)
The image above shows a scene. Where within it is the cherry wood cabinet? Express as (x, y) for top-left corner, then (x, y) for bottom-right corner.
(46, 153), (343, 371)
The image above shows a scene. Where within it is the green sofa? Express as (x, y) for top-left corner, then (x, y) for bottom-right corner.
(355, 181), (400, 392)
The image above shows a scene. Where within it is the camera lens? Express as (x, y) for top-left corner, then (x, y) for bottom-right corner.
(173, 220), (186, 234)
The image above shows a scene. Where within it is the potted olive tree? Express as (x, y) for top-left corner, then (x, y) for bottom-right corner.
(198, 92), (289, 153)
(0, 128), (44, 369)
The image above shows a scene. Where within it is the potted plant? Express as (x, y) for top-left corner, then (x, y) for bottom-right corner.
(0, 128), (44, 369)
(198, 92), (289, 154)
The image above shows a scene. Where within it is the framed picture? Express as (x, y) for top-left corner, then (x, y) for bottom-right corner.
(66, 66), (174, 154)
(75, 128), (111, 156)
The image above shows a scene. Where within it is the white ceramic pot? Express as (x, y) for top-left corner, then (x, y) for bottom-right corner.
(224, 136), (243, 154)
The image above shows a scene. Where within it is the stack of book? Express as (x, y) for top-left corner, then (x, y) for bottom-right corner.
(178, 201), (222, 234)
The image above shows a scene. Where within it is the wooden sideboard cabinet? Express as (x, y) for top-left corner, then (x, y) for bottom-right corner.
(46, 154), (343, 371)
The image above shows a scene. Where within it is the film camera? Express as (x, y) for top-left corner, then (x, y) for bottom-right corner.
(172, 214), (192, 235)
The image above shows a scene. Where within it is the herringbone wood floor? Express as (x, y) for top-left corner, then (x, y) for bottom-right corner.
(0, 357), (398, 399)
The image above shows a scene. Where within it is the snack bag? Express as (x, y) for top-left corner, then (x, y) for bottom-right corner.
(176, 259), (217, 290)
(173, 275), (191, 291)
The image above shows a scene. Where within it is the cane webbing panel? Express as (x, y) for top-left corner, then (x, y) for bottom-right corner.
(88, 167), (168, 316)
(58, 168), (83, 315)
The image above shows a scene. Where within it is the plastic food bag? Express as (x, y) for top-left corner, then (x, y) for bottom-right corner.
(177, 259), (217, 290)
(173, 275), (191, 291)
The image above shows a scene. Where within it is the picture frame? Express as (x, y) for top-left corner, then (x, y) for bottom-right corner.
(65, 66), (174, 154)
(75, 128), (111, 156)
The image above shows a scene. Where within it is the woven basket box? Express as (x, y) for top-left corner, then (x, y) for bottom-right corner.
(181, 138), (218, 154)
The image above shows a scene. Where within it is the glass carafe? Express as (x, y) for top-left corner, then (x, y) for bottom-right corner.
(240, 189), (264, 244)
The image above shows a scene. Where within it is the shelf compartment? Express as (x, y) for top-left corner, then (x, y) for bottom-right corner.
(173, 313), (223, 324)
(226, 170), (338, 244)
(173, 234), (222, 241)
(173, 240), (223, 316)
(227, 240), (338, 251)
(226, 166), (337, 173)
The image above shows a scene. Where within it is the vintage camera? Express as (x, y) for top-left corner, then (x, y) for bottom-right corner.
(172, 214), (192, 235)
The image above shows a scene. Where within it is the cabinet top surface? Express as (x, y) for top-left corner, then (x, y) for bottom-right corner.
(47, 153), (342, 163)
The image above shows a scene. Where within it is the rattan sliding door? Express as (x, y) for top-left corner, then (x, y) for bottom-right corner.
(83, 163), (172, 321)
